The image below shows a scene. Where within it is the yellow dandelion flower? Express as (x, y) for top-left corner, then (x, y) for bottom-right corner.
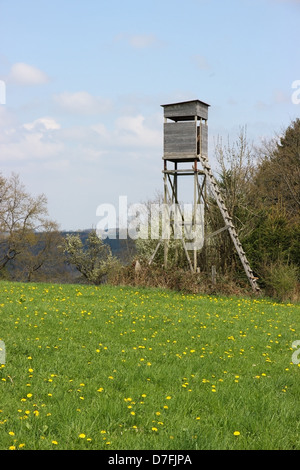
(233, 431), (240, 436)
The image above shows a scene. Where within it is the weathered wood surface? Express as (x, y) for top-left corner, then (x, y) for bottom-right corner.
(162, 100), (209, 121)
(164, 122), (196, 155)
(163, 121), (208, 160)
(197, 122), (208, 157)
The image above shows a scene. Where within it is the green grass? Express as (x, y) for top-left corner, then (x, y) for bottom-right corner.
(0, 280), (299, 450)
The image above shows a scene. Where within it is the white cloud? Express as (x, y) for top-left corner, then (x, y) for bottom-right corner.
(91, 122), (110, 140)
(23, 117), (61, 131)
(58, 112), (162, 153)
(0, 132), (64, 162)
(0, 106), (17, 129)
(53, 91), (112, 115)
(128, 34), (160, 49)
(8, 62), (49, 85)
(0, 99), (162, 173)
(114, 33), (164, 49)
(0, 105), (164, 230)
(114, 114), (162, 149)
(0, 115), (63, 162)
(43, 159), (70, 171)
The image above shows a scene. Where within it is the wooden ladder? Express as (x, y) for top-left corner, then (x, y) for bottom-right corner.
(199, 154), (260, 293)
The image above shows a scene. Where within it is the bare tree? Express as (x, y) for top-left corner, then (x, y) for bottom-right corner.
(0, 172), (56, 272)
(14, 221), (64, 281)
(214, 126), (257, 236)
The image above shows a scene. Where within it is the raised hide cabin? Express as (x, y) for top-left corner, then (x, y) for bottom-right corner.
(161, 99), (209, 162)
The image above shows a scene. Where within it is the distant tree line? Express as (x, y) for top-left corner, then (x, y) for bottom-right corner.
(0, 119), (299, 301)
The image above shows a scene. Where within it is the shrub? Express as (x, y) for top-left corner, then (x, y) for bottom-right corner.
(108, 260), (254, 297)
(263, 260), (299, 302)
(63, 230), (121, 285)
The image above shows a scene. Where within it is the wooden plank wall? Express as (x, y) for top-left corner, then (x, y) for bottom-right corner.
(164, 122), (196, 157)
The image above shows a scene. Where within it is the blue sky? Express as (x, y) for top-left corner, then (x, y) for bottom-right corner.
(0, 0), (299, 230)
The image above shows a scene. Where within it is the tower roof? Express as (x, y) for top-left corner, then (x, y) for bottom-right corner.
(161, 99), (210, 108)
(161, 99), (210, 122)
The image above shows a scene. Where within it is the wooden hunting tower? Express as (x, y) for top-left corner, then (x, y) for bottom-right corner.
(149, 99), (260, 293)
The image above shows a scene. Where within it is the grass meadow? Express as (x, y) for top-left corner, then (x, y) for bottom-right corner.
(0, 280), (299, 450)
